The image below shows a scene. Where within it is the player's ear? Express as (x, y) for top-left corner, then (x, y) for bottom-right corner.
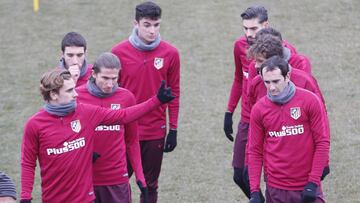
(285, 72), (290, 82)
(50, 91), (58, 101)
(262, 21), (269, 28)
(133, 20), (139, 27)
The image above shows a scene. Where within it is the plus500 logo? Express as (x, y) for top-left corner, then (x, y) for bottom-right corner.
(268, 125), (304, 137)
(47, 137), (85, 155)
(95, 125), (120, 131)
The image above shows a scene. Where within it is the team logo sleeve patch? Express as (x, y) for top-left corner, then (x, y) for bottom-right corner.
(71, 120), (82, 133)
(154, 57), (164, 70)
(111, 104), (121, 110)
(290, 107), (301, 120)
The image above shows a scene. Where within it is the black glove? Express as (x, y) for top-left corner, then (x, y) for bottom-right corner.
(157, 80), (175, 103)
(137, 180), (149, 203)
(92, 152), (101, 163)
(20, 200), (32, 203)
(249, 192), (262, 203)
(223, 112), (234, 141)
(321, 166), (330, 181)
(164, 129), (177, 152)
(301, 182), (318, 203)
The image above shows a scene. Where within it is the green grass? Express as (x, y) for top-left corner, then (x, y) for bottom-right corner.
(0, 0), (359, 202)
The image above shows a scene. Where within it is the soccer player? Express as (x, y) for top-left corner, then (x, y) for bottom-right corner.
(247, 32), (325, 110)
(223, 5), (273, 200)
(245, 34), (330, 189)
(20, 69), (174, 203)
(247, 27), (312, 81)
(247, 56), (329, 203)
(0, 171), (16, 203)
(111, 2), (180, 202)
(58, 32), (92, 86)
(76, 52), (148, 203)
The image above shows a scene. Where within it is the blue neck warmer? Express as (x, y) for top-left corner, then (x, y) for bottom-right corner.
(44, 100), (76, 116)
(86, 78), (118, 98)
(129, 27), (161, 51)
(267, 81), (296, 104)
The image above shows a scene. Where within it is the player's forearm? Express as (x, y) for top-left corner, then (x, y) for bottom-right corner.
(308, 140), (330, 185)
(168, 100), (179, 130)
(20, 162), (36, 200)
(103, 96), (161, 125)
(127, 144), (145, 184)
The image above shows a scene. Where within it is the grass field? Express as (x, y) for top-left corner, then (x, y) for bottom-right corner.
(0, 0), (359, 202)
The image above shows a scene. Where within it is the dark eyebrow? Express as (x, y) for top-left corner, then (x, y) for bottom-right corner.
(243, 25), (258, 30)
(102, 76), (118, 80)
(66, 87), (74, 92)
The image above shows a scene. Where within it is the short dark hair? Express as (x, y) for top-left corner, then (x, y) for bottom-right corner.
(135, 1), (162, 21)
(248, 34), (284, 59)
(92, 52), (121, 74)
(255, 27), (282, 41)
(260, 55), (289, 78)
(61, 32), (87, 52)
(241, 6), (268, 23)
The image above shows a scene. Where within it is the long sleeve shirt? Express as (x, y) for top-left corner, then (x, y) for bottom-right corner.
(112, 40), (180, 140)
(21, 97), (160, 202)
(227, 36), (297, 123)
(76, 85), (145, 186)
(248, 87), (329, 192)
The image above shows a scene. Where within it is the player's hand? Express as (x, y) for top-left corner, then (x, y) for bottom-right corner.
(321, 166), (330, 181)
(249, 192), (262, 203)
(157, 80), (175, 103)
(301, 182), (318, 203)
(92, 152), (101, 163)
(224, 112), (234, 141)
(137, 180), (149, 203)
(164, 129), (177, 152)
(68, 65), (80, 83)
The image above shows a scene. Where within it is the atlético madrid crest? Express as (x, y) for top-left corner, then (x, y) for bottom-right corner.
(111, 104), (121, 110)
(290, 107), (301, 120)
(70, 120), (81, 133)
(154, 57), (164, 70)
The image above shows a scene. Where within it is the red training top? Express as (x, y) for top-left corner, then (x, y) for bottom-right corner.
(21, 97), (160, 202)
(76, 85), (145, 186)
(112, 40), (180, 140)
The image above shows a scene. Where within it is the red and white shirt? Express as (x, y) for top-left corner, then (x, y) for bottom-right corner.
(112, 40), (180, 140)
(76, 85), (145, 186)
(21, 97), (160, 202)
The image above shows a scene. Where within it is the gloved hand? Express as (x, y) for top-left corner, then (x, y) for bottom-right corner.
(301, 182), (318, 203)
(92, 152), (101, 163)
(137, 180), (149, 203)
(20, 200), (32, 203)
(249, 192), (262, 203)
(321, 166), (330, 181)
(223, 112), (233, 141)
(164, 129), (177, 152)
(157, 80), (175, 103)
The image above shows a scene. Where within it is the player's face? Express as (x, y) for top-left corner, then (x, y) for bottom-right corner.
(262, 67), (289, 96)
(52, 79), (78, 105)
(243, 18), (268, 45)
(254, 54), (267, 73)
(135, 18), (161, 44)
(62, 46), (86, 69)
(92, 68), (119, 94)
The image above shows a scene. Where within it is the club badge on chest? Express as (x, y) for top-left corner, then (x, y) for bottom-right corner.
(290, 107), (301, 120)
(154, 57), (164, 70)
(71, 120), (81, 133)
